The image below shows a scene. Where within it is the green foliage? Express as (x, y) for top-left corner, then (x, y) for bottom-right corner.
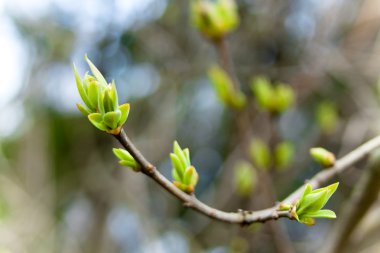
(170, 141), (199, 194)
(316, 101), (338, 134)
(291, 183), (339, 226)
(113, 148), (140, 172)
(249, 139), (271, 170)
(208, 65), (246, 109)
(74, 55), (130, 134)
(190, 0), (239, 40)
(310, 147), (336, 168)
(274, 141), (295, 170)
(251, 77), (295, 113)
(234, 161), (257, 197)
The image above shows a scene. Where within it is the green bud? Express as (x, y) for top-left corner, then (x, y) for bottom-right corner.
(274, 84), (294, 113)
(251, 77), (273, 110)
(251, 77), (295, 113)
(170, 141), (199, 194)
(208, 65), (246, 109)
(113, 148), (140, 172)
(74, 55), (130, 134)
(191, 0), (239, 40)
(183, 166), (199, 189)
(293, 183), (338, 225)
(234, 161), (257, 197)
(310, 147), (336, 167)
(274, 142), (295, 170)
(278, 203), (292, 211)
(316, 101), (338, 134)
(249, 139), (271, 170)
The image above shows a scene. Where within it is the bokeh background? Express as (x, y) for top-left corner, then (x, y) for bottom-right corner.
(1, 0), (380, 252)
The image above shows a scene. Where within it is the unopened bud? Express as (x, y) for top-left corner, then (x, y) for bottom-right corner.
(310, 147), (336, 167)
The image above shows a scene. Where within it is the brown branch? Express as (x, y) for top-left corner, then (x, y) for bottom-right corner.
(114, 129), (380, 224)
(214, 37), (241, 90)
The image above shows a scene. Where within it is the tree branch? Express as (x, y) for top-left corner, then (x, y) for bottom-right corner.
(114, 129), (380, 225)
(321, 148), (380, 253)
(282, 135), (380, 204)
(214, 37), (241, 91)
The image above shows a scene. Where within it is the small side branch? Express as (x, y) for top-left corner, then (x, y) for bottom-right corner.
(282, 135), (380, 204)
(115, 129), (380, 225)
(322, 148), (380, 253)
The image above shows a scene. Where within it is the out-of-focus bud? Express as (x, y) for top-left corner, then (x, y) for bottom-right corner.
(234, 161), (257, 197)
(251, 77), (273, 110)
(249, 139), (271, 170)
(274, 141), (295, 170)
(251, 77), (295, 113)
(170, 141), (199, 194)
(274, 84), (295, 113)
(208, 65), (246, 109)
(310, 147), (336, 168)
(74, 55), (130, 135)
(191, 0), (239, 41)
(316, 101), (338, 134)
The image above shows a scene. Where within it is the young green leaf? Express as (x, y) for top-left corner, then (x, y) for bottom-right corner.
(103, 111), (121, 130)
(85, 54), (108, 87)
(88, 113), (107, 131)
(118, 104), (130, 127)
(294, 183), (339, 225)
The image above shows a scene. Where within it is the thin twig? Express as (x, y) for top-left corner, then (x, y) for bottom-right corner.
(114, 129), (380, 224)
(282, 135), (380, 204)
(214, 37), (241, 90)
(322, 148), (380, 253)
